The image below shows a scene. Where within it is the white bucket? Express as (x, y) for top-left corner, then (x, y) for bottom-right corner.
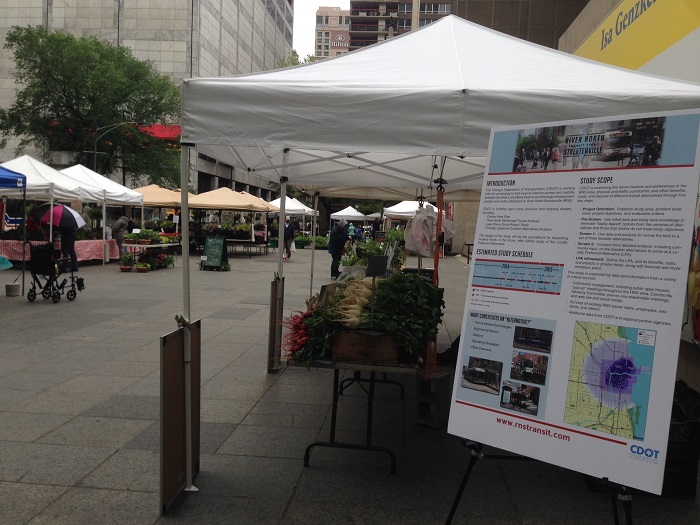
(5, 282), (20, 297)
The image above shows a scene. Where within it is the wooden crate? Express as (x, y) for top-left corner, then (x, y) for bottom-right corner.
(332, 330), (399, 363)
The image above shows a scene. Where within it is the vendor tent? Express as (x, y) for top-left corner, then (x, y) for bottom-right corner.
(0, 166), (26, 190)
(180, 15), (700, 197)
(237, 191), (279, 212)
(384, 201), (438, 219)
(269, 196), (317, 216)
(134, 184), (190, 208)
(0, 155), (103, 202)
(330, 206), (366, 222)
(60, 165), (143, 205)
(189, 187), (269, 211)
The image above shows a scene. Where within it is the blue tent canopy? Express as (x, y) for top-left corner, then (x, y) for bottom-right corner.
(0, 166), (26, 189)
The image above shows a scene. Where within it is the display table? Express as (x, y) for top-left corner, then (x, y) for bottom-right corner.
(290, 359), (419, 474)
(123, 242), (181, 264)
(0, 239), (119, 262)
(225, 239), (268, 257)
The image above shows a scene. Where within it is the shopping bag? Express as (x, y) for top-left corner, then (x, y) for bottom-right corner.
(291, 241), (296, 252)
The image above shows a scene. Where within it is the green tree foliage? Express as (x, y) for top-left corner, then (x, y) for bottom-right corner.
(276, 50), (315, 68)
(0, 26), (181, 186)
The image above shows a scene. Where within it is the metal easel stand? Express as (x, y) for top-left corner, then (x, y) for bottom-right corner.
(445, 440), (533, 525)
(596, 477), (634, 525)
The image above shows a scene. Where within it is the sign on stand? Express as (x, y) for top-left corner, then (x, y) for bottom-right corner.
(447, 110), (700, 495)
(201, 236), (226, 270)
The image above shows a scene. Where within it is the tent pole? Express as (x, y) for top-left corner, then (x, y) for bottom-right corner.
(21, 188), (26, 296)
(102, 190), (107, 265)
(277, 150), (289, 277)
(309, 192), (319, 298)
(180, 144), (198, 493)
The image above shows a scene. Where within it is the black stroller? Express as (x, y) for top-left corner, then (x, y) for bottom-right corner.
(26, 242), (84, 303)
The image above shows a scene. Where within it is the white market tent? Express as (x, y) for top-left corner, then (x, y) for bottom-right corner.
(270, 196), (317, 216)
(384, 201), (438, 219)
(60, 164), (144, 206)
(0, 155), (103, 202)
(330, 205), (366, 222)
(177, 14), (700, 384)
(59, 164), (144, 263)
(180, 15), (700, 202)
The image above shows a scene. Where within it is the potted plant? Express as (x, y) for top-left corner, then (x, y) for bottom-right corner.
(135, 262), (149, 273)
(138, 229), (157, 245)
(124, 232), (139, 244)
(119, 253), (135, 272)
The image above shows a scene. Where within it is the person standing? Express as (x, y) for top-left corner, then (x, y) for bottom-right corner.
(59, 225), (78, 271)
(111, 214), (130, 255)
(283, 217), (295, 260)
(328, 219), (348, 280)
(347, 222), (355, 244)
(371, 217), (381, 240)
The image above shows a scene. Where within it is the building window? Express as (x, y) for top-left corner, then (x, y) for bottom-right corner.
(317, 31), (322, 37)
(324, 45), (329, 50)
(323, 38), (329, 43)
(324, 51), (329, 56)
(338, 16), (343, 25)
(316, 15), (322, 26)
(420, 4), (451, 14)
(398, 3), (412, 14)
(397, 19), (411, 29)
(325, 16), (329, 24)
(325, 32), (330, 37)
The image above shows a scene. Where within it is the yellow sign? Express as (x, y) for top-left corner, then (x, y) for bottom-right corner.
(574, 0), (700, 69)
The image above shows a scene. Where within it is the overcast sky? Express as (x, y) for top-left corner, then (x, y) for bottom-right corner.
(293, 1), (350, 59)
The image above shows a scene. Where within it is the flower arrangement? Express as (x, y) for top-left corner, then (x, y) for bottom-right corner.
(138, 252), (175, 270)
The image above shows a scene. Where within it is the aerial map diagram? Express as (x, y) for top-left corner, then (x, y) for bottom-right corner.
(564, 322), (655, 440)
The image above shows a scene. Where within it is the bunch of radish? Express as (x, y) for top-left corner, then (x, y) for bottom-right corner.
(283, 311), (312, 357)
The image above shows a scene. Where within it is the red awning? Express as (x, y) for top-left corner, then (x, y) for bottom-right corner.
(140, 124), (181, 140)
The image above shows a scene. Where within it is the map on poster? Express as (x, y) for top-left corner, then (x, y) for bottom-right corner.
(447, 110), (700, 495)
(564, 322), (654, 441)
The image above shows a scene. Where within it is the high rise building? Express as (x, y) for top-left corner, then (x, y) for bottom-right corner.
(0, 0), (294, 196)
(314, 6), (351, 59)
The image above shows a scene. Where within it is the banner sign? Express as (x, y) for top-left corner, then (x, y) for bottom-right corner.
(447, 110), (700, 494)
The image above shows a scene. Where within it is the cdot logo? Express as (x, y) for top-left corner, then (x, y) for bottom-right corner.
(630, 445), (660, 460)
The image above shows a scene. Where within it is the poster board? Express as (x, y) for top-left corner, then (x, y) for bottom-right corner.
(447, 110), (700, 495)
(201, 236), (226, 270)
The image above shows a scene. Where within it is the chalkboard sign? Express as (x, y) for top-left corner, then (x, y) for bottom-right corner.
(375, 231), (386, 242)
(202, 236), (227, 270)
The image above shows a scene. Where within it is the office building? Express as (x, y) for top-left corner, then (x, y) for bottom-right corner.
(314, 6), (350, 59)
(0, 0), (294, 197)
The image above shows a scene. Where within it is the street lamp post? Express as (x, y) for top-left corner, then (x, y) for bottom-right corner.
(93, 121), (142, 173)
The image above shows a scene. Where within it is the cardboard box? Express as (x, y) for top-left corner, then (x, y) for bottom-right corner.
(332, 330), (399, 363)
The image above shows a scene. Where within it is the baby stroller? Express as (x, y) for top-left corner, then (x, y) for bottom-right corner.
(26, 242), (84, 303)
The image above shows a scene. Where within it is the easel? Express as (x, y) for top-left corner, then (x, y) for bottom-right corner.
(445, 440), (634, 525)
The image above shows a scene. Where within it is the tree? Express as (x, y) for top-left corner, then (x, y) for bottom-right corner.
(0, 26), (181, 187)
(276, 50), (315, 69)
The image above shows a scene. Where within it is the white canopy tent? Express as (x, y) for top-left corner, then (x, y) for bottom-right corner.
(270, 196), (317, 216)
(60, 164), (145, 262)
(330, 206), (366, 222)
(178, 14), (700, 392)
(60, 164), (144, 206)
(0, 155), (103, 202)
(383, 201), (438, 220)
(181, 16), (700, 199)
(0, 156), (104, 240)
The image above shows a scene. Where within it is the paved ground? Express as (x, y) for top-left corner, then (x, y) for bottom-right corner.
(0, 247), (698, 524)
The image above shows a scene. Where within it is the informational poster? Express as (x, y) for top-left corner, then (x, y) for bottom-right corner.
(447, 110), (700, 494)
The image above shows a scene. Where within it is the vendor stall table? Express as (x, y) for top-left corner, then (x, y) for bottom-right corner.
(124, 242), (181, 264)
(0, 239), (119, 262)
(225, 239), (269, 257)
(291, 359), (419, 474)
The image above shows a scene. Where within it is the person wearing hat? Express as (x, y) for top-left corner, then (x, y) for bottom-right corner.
(328, 219), (348, 279)
(283, 217), (295, 260)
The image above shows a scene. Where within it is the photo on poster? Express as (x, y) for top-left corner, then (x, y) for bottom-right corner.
(564, 322), (655, 441)
(513, 326), (553, 353)
(509, 351), (548, 386)
(461, 356), (503, 394)
(504, 116), (668, 174)
(500, 380), (540, 416)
